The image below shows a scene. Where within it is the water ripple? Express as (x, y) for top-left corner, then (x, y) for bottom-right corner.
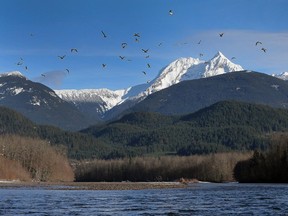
(1, 183), (288, 215)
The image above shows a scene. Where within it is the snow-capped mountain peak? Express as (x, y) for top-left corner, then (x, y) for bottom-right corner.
(144, 57), (202, 95)
(140, 51), (243, 98)
(0, 71), (26, 79)
(181, 51), (243, 80)
(202, 51), (243, 77)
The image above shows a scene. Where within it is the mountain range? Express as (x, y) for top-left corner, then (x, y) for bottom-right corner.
(1, 51), (288, 130)
(55, 51), (244, 120)
(56, 52), (288, 122)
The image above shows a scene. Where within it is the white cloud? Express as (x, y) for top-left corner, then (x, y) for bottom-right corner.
(180, 30), (288, 74)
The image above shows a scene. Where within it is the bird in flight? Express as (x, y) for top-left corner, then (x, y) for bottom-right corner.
(145, 55), (150, 59)
(121, 43), (127, 48)
(142, 71), (146, 75)
(71, 48), (78, 53)
(102, 64), (106, 68)
(16, 61), (23, 66)
(199, 53), (204, 57)
(158, 43), (162, 46)
(58, 55), (66, 60)
(256, 41), (262, 46)
(66, 69), (70, 73)
(119, 56), (125, 60)
(147, 63), (151, 68)
(261, 48), (267, 53)
(169, 10), (173, 15)
(198, 40), (202, 45)
(231, 57), (236, 60)
(134, 33), (140, 37)
(41, 74), (46, 77)
(25, 66), (28, 70)
(142, 49), (149, 53)
(219, 33), (224, 37)
(101, 31), (107, 38)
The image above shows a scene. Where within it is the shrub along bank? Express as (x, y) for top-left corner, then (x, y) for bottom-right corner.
(75, 152), (252, 183)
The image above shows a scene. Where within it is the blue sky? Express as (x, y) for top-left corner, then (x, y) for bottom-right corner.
(0, 0), (287, 90)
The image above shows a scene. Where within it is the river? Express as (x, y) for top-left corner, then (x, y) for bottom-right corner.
(1, 183), (288, 215)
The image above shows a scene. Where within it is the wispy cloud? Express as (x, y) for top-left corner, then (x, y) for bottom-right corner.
(33, 70), (68, 89)
(180, 30), (288, 73)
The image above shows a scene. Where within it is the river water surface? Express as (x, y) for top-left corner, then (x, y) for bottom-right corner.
(1, 183), (288, 215)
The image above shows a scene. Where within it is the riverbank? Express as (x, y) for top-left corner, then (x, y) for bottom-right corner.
(0, 181), (187, 190)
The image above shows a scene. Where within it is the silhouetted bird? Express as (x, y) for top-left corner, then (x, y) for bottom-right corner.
(25, 66), (28, 70)
(219, 33), (224, 37)
(198, 40), (202, 44)
(261, 48), (267, 53)
(142, 71), (146, 75)
(142, 49), (149, 53)
(71, 48), (78, 53)
(231, 57), (236, 60)
(66, 69), (70, 73)
(147, 63), (151, 68)
(101, 31), (107, 38)
(16, 61), (23, 66)
(119, 56), (125, 60)
(145, 55), (150, 58)
(58, 55), (66, 60)
(134, 33), (140, 37)
(121, 43), (127, 48)
(41, 74), (45, 77)
(169, 10), (173, 15)
(102, 64), (106, 68)
(256, 41), (262, 46)
(199, 53), (204, 57)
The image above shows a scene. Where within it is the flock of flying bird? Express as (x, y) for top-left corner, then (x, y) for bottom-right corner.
(14, 9), (268, 82)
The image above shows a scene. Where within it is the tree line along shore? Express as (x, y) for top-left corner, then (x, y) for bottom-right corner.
(1, 133), (288, 183)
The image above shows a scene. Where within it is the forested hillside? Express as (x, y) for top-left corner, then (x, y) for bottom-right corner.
(2, 100), (288, 160)
(81, 101), (288, 157)
(0, 106), (112, 159)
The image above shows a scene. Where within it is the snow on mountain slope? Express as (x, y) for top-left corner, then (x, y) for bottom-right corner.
(139, 51), (243, 98)
(182, 51), (243, 80)
(145, 57), (202, 95)
(272, 72), (288, 80)
(55, 88), (127, 112)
